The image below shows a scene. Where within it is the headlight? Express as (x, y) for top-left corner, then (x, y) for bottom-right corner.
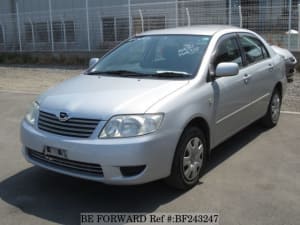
(25, 101), (39, 125)
(99, 114), (163, 138)
(287, 57), (297, 63)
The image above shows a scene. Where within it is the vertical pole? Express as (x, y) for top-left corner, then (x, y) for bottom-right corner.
(85, 0), (91, 51)
(228, 0), (232, 25)
(239, 5), (243, 28)
(47, 20), (50, 43)
(298, 4), (300, 49)
(28, 18), (35, 50)
(288, 0), (292, 50)
(48, 0), (54, 52)
(16, 1), (22, 52)
(128, 0), (132, 37)
(186, 8), (190, 26)
(61, 17), (66, 50)
(175, 0), (178, 27)
(98, 13), (103, 44)
(138, 9), (144, 32)
(114, 17), (117, 41)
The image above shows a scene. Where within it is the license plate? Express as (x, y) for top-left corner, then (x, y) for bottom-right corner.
(44, 146), (68, 159)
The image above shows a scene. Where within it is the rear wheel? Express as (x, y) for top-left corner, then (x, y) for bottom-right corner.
(261, 89), (282, 128)
(165, 127), (208, 190)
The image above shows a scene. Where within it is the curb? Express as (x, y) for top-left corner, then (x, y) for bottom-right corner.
(281, 111), (300, 115)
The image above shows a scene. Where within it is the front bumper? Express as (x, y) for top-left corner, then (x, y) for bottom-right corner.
(20, 120), (180, 185)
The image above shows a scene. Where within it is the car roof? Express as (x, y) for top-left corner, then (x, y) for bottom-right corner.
(137, 25), (248, 36)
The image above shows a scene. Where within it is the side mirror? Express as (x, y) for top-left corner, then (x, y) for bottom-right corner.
(89, 58), (100, 67)
(215, 62), (239, 77)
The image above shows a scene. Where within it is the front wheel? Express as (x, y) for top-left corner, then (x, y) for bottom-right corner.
(261, 89), (282, 128)
(165, 127), (208, 190)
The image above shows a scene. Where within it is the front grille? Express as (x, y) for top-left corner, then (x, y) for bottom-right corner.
(28, 149), (103, 176)
(38, 111), (100, 138)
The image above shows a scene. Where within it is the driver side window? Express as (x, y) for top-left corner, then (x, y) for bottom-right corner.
(214, 37), (243, 69)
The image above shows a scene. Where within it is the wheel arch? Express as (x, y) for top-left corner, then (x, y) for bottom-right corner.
(274, 82), (283, 98)
(166, 116), (211, 189)
(182, 117), (211, 153)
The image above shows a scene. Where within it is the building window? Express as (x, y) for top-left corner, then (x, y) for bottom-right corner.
(34, 22), (49, 42)
(53, 21), (75, 43)
(65, 21), (75, 42)
(102, 17), (115, 42)
(24, 23), (33, 42)
(116, 18), (129, 41)
(53, 21), (63, 42)
(102, 17), (129, 42)
(25, 21), (75, 43)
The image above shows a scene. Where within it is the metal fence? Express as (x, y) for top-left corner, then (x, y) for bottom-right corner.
(1, 0), (300, 52)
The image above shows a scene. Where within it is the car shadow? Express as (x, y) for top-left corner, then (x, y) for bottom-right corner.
(0, 122), (267, 225)
(206, 122), (268, 173)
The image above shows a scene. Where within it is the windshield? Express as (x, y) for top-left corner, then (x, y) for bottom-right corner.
(87, 35), (211, 78)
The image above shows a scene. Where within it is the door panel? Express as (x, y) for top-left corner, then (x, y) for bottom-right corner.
(238, 34), (274, 119)
(243, 60), (273, 119)
(213, 67), (252, 144)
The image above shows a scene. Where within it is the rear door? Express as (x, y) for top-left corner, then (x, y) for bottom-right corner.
(237, 33), (274, 119)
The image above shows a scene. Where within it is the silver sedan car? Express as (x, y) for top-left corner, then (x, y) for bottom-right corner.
(21, 25), (286, 189)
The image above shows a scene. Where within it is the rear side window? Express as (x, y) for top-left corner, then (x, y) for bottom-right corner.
(239, 35), (269, 65)
(214, 37), (243, 68)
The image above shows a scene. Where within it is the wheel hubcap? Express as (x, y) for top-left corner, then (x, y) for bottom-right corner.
(183, 137), (204, 181)
(271, 93), (281, 123)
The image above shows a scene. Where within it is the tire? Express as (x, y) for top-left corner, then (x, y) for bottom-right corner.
(165, 126), (208, 190)
(260, 88), (282, 128)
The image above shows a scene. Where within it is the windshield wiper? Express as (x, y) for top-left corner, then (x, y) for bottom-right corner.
(152, 71), (192, 78)
(87, 70), (145, 76)
(86, 70), (192, 78)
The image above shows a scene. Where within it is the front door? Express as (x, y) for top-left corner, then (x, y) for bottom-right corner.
(211, 35), (252, 145)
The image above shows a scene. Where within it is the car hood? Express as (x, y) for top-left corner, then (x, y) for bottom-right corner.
(38, 74), (189, 120)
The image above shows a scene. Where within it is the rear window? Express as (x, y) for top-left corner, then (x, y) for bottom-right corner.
(239, 35), (269, 65)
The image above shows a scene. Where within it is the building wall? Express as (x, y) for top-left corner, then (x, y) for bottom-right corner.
(3, 0), (294, 52)
(0, 0), (14, 14)
(5, 0), (179, 51)
(0, 0), (17, 50)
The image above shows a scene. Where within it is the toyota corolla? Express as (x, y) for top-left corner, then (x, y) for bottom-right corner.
(20, 25), (286, 189)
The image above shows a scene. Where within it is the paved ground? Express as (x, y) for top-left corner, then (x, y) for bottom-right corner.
(284, 72), (300, 112)
(0, 66), (82, 94)
(0, 91), (299, 225)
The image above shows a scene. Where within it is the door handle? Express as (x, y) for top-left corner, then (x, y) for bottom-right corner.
(243, 74), (251, 84)
(268, 63), (274, 72)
